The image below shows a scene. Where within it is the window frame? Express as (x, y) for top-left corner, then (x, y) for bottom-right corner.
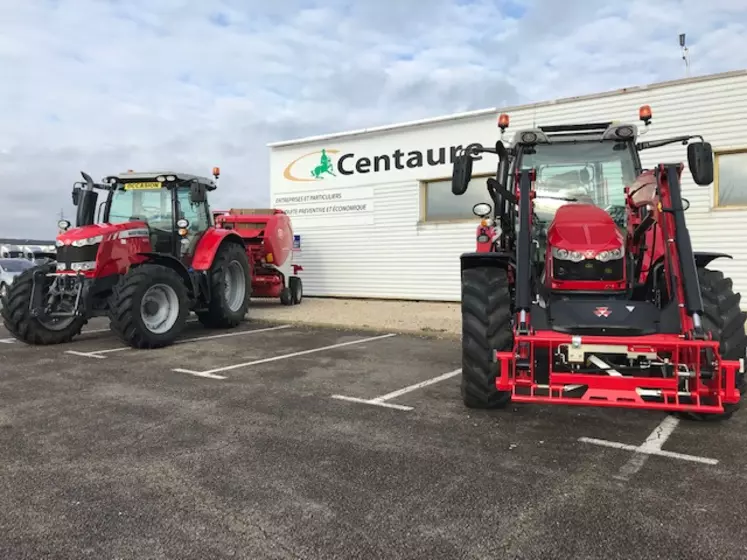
(419, 172), (494, 224)
(713, 147), (747, 210)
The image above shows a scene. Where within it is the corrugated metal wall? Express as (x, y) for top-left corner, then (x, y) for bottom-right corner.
(270, 71), (747, 306)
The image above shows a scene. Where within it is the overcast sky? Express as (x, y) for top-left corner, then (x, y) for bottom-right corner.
(2, 0), (746, 239)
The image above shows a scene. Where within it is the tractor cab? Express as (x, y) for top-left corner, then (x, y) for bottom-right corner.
(62, 168), (221, 268)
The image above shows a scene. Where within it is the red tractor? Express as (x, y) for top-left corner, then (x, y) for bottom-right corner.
(452, 105), (746, 421)
(1, 168), (252, 349)
(211, 208), (304, 306)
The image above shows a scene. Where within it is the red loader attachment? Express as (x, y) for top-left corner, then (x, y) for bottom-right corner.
(213, 208), (303, 306)
(452, 106), (746, 421)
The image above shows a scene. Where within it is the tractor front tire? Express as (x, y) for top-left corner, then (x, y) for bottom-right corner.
(460, 266), (513, 409)
(108, 263), (190, 349)
(677, 267), (747, 422)
(1, 263), (87, 345)
(196, 242), (251, 329)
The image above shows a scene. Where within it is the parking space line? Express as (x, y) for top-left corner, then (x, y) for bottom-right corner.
(65, 324), (292, 359)
(0, 338), (15, 344)
(331, 368), (462, 411)
(579, 416), (718, 480)
(173, 333), (397, 378)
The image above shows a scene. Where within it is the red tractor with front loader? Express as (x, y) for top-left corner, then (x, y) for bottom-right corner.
(452, 105), (746, 421)
(1, 168), (253, 349)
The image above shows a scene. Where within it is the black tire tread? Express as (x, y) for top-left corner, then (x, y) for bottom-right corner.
(460, 266), (513, 409)
(678, 267), (747, 421)
(108, 263), (189, 349)
(0, 263), (86, 345)
(196, 242), (251, 329)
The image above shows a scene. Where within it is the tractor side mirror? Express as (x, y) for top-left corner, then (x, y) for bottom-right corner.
(452, 152), (474, 195)
(190, 182), (207, 203)
(687, 141), (714, 186)
(72, 185), (81, 206)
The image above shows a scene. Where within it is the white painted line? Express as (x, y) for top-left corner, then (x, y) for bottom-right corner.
(330, 368), (462, 412)
(80, 318), (198, 336)
(173, 333), (397, 377)
(65, 350), (107, 359)
(370, 368), (462, 403)
(0, 337), (16, 344)
(65, 324), (292, 359)
(176, 370), (227, 381)
(330, 395), (414, 411)
(579, 415), (718, 480)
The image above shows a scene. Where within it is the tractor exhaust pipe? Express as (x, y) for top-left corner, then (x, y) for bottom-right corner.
(75, 171), (99, 228)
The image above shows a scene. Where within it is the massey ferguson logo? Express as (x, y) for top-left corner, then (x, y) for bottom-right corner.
(594, 307), (611, 318)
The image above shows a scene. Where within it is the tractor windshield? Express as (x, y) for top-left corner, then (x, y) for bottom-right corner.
(107, 186), (174, 230)
(519, 140), (638, 226)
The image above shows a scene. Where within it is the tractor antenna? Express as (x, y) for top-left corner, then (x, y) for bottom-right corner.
(679, 33), (691, 78)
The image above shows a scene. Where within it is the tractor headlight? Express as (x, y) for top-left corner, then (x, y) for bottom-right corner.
(57, 219), (71, 231)
(595, 248), (624, 262)
(552, 247), (584, 262)
(71, 235), (103, 247)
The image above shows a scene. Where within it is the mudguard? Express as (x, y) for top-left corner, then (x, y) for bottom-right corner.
(460, 251), (514, 272)
(191, 228), (246, 271)
(693, 251), (732, 269)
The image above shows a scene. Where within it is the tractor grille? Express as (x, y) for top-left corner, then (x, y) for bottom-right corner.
(553, 258), (624, 282)
(55, 244), (100, 269)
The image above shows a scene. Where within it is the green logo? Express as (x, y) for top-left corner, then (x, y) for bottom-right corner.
(311, 148), (336, 179)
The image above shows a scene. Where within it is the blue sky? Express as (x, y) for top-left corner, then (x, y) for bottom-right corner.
(1, 0), (746, 237)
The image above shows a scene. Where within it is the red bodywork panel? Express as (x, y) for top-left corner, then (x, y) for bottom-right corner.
(547, 204), (623, 251)
(190, 227), (247, 271)
(545, 203), (627, 292)
(213, 209), (301, 298)
(56, 222), (151, 278)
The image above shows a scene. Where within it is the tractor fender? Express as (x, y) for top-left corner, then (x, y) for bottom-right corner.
(137, 252), (198, 296)
(693, 251), (733, 269)
(191, 228), (246, 272)
(460, 251), (514, 272)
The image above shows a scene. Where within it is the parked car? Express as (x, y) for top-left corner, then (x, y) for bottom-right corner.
(0, 258), (36, 299)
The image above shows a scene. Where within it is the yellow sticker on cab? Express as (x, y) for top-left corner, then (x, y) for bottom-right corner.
(124, 181), (162, 190)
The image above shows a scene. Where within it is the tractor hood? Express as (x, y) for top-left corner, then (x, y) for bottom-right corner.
(547, 204), (623, 252)
(56, 221), (149, 245)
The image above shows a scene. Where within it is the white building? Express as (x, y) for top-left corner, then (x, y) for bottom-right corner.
(268, 69), (747, 306)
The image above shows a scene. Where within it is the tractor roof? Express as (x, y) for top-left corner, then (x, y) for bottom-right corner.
(104, 171), (217, 188)
(508, 121), (640, 147)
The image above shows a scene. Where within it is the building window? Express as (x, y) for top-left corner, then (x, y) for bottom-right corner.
(715, 149), (747, 208)
(422, 175), (493, 222)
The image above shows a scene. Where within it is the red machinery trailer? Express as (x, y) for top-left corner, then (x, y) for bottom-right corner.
(212, 208), (303, 306)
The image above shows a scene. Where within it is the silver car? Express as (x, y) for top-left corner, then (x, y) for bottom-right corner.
(0, 258), (36, 299)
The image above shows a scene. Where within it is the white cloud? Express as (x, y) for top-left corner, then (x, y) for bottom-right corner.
(1, 0), (745, 237)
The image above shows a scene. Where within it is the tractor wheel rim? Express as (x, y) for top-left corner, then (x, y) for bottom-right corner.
(140, 283), (180, 334)
(224, 260), (246, 312)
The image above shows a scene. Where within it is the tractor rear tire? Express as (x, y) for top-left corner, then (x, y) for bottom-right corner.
(1, 263), (87, 345)
(196, 242), (251, 329)
(460, 266), (513, 409)
(108, 263), (190, 349)
(677, 267), (747, 422)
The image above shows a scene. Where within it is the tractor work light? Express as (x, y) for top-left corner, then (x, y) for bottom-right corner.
(616, 125), (634, 139)
(156, 175), (166, 182)
(639, 104), (652, 125)
(595, 248), (624, 262)
(166, 175), (176, 181)
(521, 131), (538, 143)
(551, 247), (584, 262)
(57, 219), (71, 231)
(176, 218), (189, 228)
(498, 113), (510, 131)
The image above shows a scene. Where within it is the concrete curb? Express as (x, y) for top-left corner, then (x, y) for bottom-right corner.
(246, 316), (461, 341)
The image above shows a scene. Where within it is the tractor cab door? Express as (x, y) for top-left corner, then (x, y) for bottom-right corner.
(175, 186), (211, 265)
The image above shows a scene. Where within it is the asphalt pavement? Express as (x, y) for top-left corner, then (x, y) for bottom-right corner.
(1, 317), (746, 559)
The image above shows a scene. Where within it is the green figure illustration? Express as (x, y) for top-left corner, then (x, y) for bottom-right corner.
(311, 149), (336, 179)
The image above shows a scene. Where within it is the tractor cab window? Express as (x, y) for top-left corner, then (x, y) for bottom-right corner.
(107, 187), (174, 230)
(175, 187), (209, 233)
(519, 140), (637, 227)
